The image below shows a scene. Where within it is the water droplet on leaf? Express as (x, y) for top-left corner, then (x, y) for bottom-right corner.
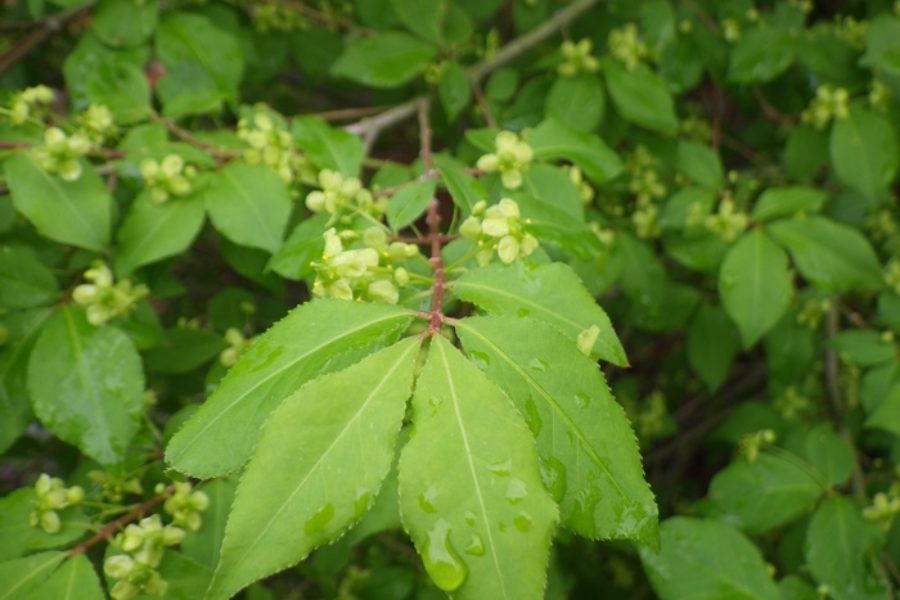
(540, 456), (568, 503)
(422, 519), (467, 592)
(514, 512), (533, 532)
(304, 504), (335, 537)
(465, 533), (485, 556)
(505, 478), (527, 504)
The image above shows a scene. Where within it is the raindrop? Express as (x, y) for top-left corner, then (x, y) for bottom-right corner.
(505, 479), (528, 505)
(353, 489), (371, 519)
(523, 397), (543, 437)
(419, 485), (438, 514)
(467, 350), (491, 370)
(574, 392), (590, 409)
(529, 358), (548, 372)
(304, 504), (335, 537)
(464, 511), (477, 527)
(516, 308), (530, 318)
(464, 533), (485, 556)
(422, 519), (467, 592)
(540, 456), (568, 503)
(514, 512), (533, 532)
(487, 459), (512, 477)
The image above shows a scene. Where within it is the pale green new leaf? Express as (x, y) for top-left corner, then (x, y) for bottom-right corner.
(450, 262), (626, 366)
(768, 216), (884, 292)
(0, 552), (66, 600)
(27, 308), (145, 465)
(165, 300), (414, 478)
(708, 453), (825, 534)
(805, 496), (889, 600)
(115, 192), (205, 275)
(398, 336), (557, 599)
(640, 518), (779, 600)
(23, 554), (104, 600)
(207, 338), (419, 600)
(456, 317), (657, 544)
(387, 180), (436, 230)
(204, 163), (291, 254)
(292, 116), (363, 177)
(719, 229), (793, 348)
(829, 106), (899, 200)
(4, 153), (111, 251)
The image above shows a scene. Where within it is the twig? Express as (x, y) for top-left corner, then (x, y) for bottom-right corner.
(66, 486), (173, 556)
(417, 100), (434, 173)
(0, 2), (94, 76)
(311, 106), (390, 121)
(344, 0), (599, 144)
(151, 114), (241, 165)
(753, 87), (796, 127)
(470, 76), (498, 129)
(277, 0), (369, 33)
(416, 101), (446, 336)
(375, 167), (482, 199)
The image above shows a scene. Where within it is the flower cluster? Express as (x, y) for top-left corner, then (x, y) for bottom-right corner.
(722, 18), (742, 42)
(237, 110), (311, 183)
(608, 24), (648, 71)
(459, 198), (539, 265)
(251, 3), (308, 32)
(626, 147), (666, 239)
(836, 15), (868, 48)
(704, 197), (749, 242)
(88, 470), (143, 503)
(73, 262), (148, 326)
(796, 297), (832, 330)
(739, 429), (777, 463)
(305, 169), (380, 216)
(162, 481), (210, 531)
(29, 474), (84, 534)
(104, 515), (185, 600)
(802, 84), (849, 130)
(557, 39), (599, 77)
(31, 127), (92, 182)
(220, 328), (251, 367)
(312, 227), (418, 304)
(140, 154), (196, 204)
(476, 131), (534, 190)
(564, 165), (594, 204)
(870, 79), (891, 112)
(77, 104), (116, 146)
(5, 85), (54, 125)
(773, 386), (812, 420)
(884, 259), (900, 296)
(862, 484), (900, 531)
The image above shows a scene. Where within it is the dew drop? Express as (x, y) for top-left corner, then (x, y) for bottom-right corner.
(514, 512), (533, 532)
(422, 519), (467, 592)
(428, 396), (443, 413)
(523, 397), (543, 437)
(574, 392), (590, 409)
(467, 350), (491, 370)
(540, 456), (568, 503)
(354, 489), (371, 519)
(303, 504), (335, 537)
(464, 511), (477, 527)
(419, 485), (438, 514)
(498, 521), (507, 533)
(505, 478), (528, 505)
(487, 459), (512, 477)
(529, 358), (548, 372)
(465, 533), (485, 556)
(516, 307), (530, 318)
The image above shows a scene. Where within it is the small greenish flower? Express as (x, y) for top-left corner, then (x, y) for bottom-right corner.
(564, 165), (594, 204)
(31, 127), (92, 181)
(870, 79), (891, 112)
(140, 154), (196, 204)
(739, 429), (777, 462)
(29, 473), (84, 534)
(558, 39), (599, 76)
(608, 23), (648, 69)
(704, 197), (749, 241)
(73, 262), (148, 326)
(238, 108), (312, 183)
(476, 131), (534, 190)
(884, 259), (900, 296)
(220, 328), (251, 367)
(77, 104), (116, 145)
(164, 482), (210, 532)
(5, 85), (54, 125)
(459, 198), (538, 265)
(305, 169), (376, 215)
(802, 84), (850, 130)
(722, 18), (741, 42)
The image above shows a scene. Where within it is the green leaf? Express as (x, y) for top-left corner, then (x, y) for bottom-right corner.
(676, 141), (723, 189)
(436, 157), (485, 215)
(768, 216), (884, 291)
(292, 117), (363, 178)
(604, 61), (678, 136)
(115, 192), (205, 275)
(719, 229), (793, 348)
(91, 0), (157, 47)
(143, 326), (226, 374)
(752, 187), (827, 222)
(801, 426), (854, 487)
(439, 62), (471, 121)
(728, 27), (794, 83)
(521, 164), (583, 221)
(156, 13), (244, 117)
(398, 336), (557, 599)
(456, 317), (657, 544)
(829, 106), (899, 200)
(165, 300), (414, 478)
(709, 453), (825, 535)
(686, 303), (740, 391)
(207, 338), (419, 600)
(865, 383), (900, 436)
(27, 308), (144, 464)
(387, 180), (436, 230)
(0, 309), (52, 453)
(0, 488), (88, 562)
(5, 153), (111, 251)
(640, 517), (780, 600)
(861, 15), (900, 78)
(0, 552), (66, 600)
(181, 480), (236, 570)
(267, 213), (329, 281)
(391, 0), (443, 43)
(805, 496), (889, 600)
(828, 330), (896, 366)
(450, 262), (626, 366)
(545, 74), (604, 133)
(527, 118), (623, 183)
(331, 32), (437, 88)
(0, 246), (58, 309)
(204, 163), (291, 254)
(512, 193), (602, 259)
(23, 554), (104, 600)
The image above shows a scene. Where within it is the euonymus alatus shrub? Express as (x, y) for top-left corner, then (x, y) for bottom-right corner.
(1, 0), (900, 598)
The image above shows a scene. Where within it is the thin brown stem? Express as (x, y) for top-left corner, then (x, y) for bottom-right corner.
(0, 3), (94, 76)
(417, 100), (434, 173)
(470, 76), (498, 129)
(415, 101), (446, 335)
(151, 114), (241, 166)
(66, 485), (173, 556)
